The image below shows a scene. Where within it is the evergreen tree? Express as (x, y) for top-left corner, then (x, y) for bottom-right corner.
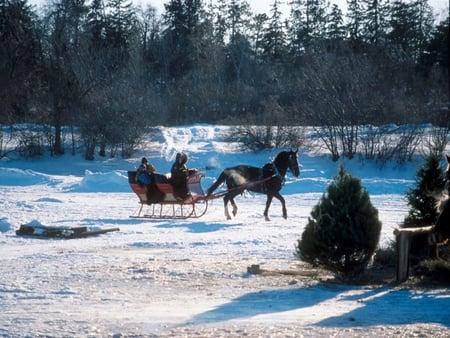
(288, 0), (329, 53)
(162, 0), (206, 78)
(209, 0), (227, 45)
(226, 0), (251, 40)
(402, 153), (447, 256)
(403, 154), (446, 228)
(0, 0), (42, 122)
(42, 0), (88, 155)
(325, 4), (346, 53)
(261, 0), (286, 61)
(346, 0), (364, 51)
(326, 4), (345, 40)
(86, 0), (106, 47)
(251, 13), (269, 57)
(222, 0), (252, 88)
(388, 0), (434, 62)
(306, 0), (329, 41)
(295, 165), (382, 275)
(417, 17), (449, 77)
(105, 0), (137, 69)
(360, 0), (389, 45)
(287, 0), (308, 56)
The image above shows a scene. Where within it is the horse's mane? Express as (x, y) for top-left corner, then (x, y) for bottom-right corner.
(437, 194), (449, 213)
(274, 150), (289, 160)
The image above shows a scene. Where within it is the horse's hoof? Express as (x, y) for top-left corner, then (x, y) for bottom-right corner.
(265, 216), (270, 221)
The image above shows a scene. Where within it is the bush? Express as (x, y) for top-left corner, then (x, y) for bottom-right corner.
(295, 165), (382, 275)
(415, 259), (450, 284)
(373, 244), (397, 268)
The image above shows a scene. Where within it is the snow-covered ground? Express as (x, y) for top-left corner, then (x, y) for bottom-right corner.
(1, 125), (449, 337)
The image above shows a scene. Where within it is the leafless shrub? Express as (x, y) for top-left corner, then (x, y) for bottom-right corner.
(0, 125), (16, 159)
(223, 125), (305, 151)
(17, 128), (43, 158)
(375, 125), (423, 165)
(359, 125), (386, 160)
(423, 125), (449, 158)
(393, 125), (423, 164)
(313, 125), (340, 161)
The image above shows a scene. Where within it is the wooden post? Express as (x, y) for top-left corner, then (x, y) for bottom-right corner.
(393, 226), (433, 282)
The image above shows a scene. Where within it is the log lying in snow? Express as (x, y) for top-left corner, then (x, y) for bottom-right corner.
(16, 223), (120, 239)
(393, 226), (433, 282)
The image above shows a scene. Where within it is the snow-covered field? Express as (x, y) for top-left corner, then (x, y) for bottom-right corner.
(1, 125), (449, 337)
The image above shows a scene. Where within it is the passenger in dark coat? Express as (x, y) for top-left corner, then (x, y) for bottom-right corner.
(170, 152), (190, 199)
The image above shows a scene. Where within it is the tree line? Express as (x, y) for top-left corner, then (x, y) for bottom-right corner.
(0, 0), (448, 160)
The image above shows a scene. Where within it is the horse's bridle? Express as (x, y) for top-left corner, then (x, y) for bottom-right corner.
(288, 151), (299, 177)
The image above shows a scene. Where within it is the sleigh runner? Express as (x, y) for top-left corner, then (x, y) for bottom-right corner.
(127, 171), (208, 219)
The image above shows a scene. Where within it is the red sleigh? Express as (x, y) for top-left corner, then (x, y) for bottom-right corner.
(127, 171), (208, 219)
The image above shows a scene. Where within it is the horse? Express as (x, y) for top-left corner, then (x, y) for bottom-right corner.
(428, 154), (450, 253)
(206, 150), (300, 221)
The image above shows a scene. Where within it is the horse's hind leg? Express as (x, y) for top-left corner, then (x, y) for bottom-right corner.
(223, 196), (232, 220)
(230, 197), (238, 217)
(223, 194), (238, 220)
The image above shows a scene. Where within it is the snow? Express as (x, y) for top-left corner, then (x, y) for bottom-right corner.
(0, 124), (449, 337)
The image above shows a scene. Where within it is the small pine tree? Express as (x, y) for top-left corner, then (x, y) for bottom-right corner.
(295, 165), (382, 275)
(402, 153), (446, 256)
(403, 154), (446, 227)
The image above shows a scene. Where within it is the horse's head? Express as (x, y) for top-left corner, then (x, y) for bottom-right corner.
(287, 149), (300, 177)
(271, 149), (300, 178)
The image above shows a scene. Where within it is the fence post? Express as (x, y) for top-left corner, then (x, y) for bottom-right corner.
(393, 226), (433, 282)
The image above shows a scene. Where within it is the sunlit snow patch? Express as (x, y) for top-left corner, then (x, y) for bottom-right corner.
(66, 170), (129, 192)
(0, 168), (58, 186)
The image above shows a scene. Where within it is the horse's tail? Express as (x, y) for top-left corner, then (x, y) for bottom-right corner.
(206, 171), (228, 196)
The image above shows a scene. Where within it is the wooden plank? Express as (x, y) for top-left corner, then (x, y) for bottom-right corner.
(394, 226), (433, 282)
(16, 224), (120, 239)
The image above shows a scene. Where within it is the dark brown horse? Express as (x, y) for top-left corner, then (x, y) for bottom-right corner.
(206, 150), (300, 221)
(428, 154), (450, 248)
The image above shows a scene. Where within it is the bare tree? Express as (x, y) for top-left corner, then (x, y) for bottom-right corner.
(301, 54), (377, 160)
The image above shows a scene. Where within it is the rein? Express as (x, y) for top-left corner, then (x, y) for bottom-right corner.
(208, 160), (285, 200)
(207, 175), (274, 200)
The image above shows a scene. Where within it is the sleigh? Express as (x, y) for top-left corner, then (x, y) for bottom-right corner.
(127, 171), (209, 219)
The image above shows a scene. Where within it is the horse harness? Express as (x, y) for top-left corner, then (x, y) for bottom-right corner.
(258, 162), (285, 193)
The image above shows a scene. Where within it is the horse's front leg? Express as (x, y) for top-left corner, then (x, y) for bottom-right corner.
(274, 192), (287, 219)
(264, 195), (274, 221)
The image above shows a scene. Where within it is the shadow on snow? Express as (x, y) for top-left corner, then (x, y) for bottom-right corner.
(317, 286), (450, 327)
(185, 284), (450, 328)
(156, 221), (242, 233)
(184, 284), (339, 325)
